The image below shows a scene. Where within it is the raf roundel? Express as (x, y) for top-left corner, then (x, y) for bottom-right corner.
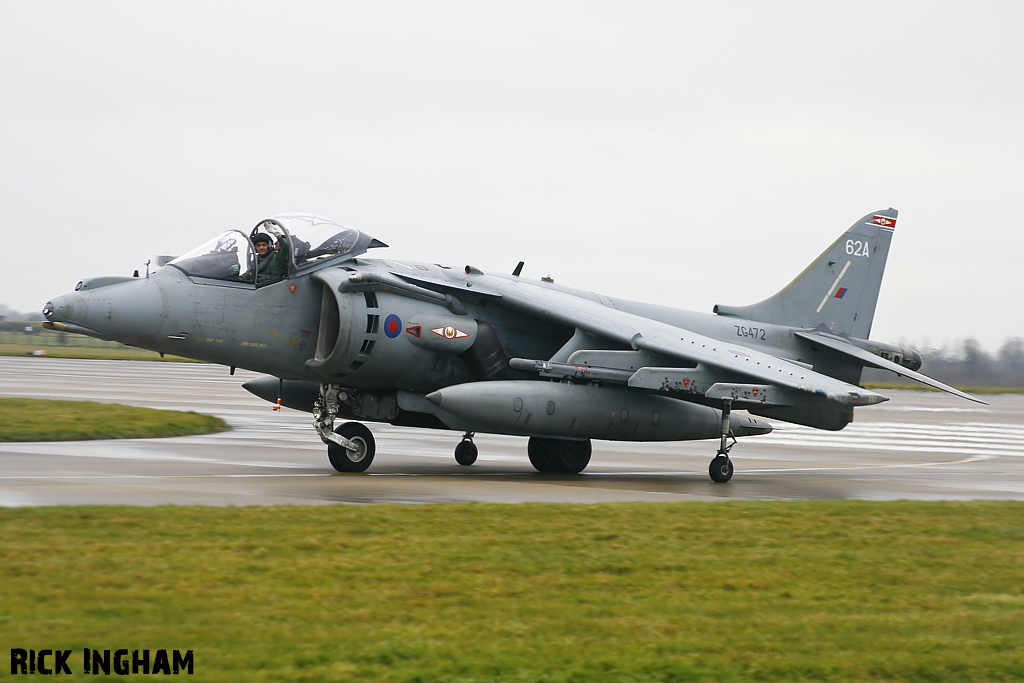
(384, 314), (402, 339)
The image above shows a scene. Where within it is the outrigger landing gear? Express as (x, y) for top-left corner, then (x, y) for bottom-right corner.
(313, 383), (376, 473)
(455, 432), (478, 466)
(709, 398), (736, 483)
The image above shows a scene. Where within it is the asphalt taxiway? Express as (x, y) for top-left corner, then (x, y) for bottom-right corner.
(1, 357), (1023, 506)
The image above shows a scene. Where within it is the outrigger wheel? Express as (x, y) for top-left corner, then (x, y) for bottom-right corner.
(709, 453), (734, 483)
(327, 422), (375, 473)
(454, 433), (478, 466)
(709, 397), (736, 483)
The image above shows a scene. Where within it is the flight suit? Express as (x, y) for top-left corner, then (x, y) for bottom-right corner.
(255, 236), (290, 284)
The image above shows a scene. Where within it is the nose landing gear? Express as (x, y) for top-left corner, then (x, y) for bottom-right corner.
(328, 422), (376, 473)
(314, 383), (376, 473)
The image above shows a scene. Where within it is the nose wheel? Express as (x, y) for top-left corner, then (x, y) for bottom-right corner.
(327, 422), (376, 473)
(455, 433), (478, 466)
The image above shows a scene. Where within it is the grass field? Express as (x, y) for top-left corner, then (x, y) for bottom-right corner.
(0, 398), (226, 441)
(1, 502), (1021, 681)
(0, 342), (193, 362)
(0, 326), (194, 361)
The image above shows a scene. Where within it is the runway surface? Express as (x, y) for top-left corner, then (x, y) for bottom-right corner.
(2, 357), (1023, 506)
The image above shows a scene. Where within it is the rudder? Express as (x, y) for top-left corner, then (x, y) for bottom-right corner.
(714, 208), (897, 338)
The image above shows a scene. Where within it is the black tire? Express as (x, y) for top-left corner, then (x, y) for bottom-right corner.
(454, 440), (478, 466)
(553, 439), (592, 474)
(327, 422), (375, 473)
(527, 437), (557, 473)
(709, 454), (734, 483)
(528, 438), (591, 473)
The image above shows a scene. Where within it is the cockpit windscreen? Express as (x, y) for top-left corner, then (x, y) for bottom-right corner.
(168, 214), (375, 285)
(167, 230), (255, 282)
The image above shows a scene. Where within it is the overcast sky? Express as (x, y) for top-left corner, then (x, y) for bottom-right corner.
(1, 2), (1020, 351)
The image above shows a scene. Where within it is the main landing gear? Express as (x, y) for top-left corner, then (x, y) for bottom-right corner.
(528, 437), (592, 474)
(455, 432), (478, 466)
(314, 384), (376, 473)
(709, 398), (735, 483)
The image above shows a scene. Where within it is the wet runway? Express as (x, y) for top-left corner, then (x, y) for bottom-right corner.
(2, 357), (1023, 506)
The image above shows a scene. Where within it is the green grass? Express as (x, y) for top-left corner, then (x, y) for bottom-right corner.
(1, 326), (195, 361)
(1, 502), (1021, 681)
(0, 398), (226, 441)
(0, 342), (195, 362)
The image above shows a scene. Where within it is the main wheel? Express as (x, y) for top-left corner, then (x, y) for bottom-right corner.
(709, 454), (734, 483)
(454, 439), (478, 466)
(327, 422), (375, 473)
(553, 439), (592, 474)
(528, 437), (558, 473)
(528, 438), (592, 473)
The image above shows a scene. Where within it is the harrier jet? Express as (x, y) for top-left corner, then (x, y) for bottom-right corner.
(42, 208), (979, 481)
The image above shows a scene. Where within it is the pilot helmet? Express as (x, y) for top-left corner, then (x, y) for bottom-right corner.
(252, 232), (273, 246)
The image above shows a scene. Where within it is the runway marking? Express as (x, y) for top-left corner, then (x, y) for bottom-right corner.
(0, 454), (994, 481)
(737, 453), (994, 474)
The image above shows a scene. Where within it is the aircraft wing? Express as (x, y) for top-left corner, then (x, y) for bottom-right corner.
(390, 270), (504, 299)
(795, 331), (986, 404)
(489, 278), (888, 406)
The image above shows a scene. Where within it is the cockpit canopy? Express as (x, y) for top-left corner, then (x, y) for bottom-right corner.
(167, 213), (387, 285)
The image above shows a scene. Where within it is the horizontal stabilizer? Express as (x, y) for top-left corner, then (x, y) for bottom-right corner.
(795, 331), (987, 404)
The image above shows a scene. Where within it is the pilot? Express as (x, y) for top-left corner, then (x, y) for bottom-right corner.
(251, 232), (290, 284)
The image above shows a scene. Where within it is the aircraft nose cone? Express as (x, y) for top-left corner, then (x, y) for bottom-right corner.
(43, 279), (164, 342)
(43, 293), (88, 325)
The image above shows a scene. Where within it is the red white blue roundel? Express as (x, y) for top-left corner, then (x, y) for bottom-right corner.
(384, 314), (402, 338)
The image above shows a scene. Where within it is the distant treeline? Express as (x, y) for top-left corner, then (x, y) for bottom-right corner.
(0, 320), (43, 332)
(863, 338), (1024, 388)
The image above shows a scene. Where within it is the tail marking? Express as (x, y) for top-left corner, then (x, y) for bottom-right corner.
(817, 261), (852, 313)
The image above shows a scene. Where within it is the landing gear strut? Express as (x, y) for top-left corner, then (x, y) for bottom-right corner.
(709, 398), (735, 483)
(455, 432), (478, 466)
(314, 383), (376, 473)
(528, 437), (592, 473)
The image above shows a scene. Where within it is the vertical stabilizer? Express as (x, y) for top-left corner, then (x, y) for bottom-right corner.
(714, 209), (897, 338)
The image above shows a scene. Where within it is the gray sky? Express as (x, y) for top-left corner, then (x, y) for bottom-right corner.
(2, 1), (1021, 351)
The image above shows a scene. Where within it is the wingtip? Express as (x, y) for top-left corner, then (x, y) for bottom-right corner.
(965, 392), (989, 406)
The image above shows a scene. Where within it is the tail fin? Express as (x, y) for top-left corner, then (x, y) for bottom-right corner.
(714, 208), (897, 338)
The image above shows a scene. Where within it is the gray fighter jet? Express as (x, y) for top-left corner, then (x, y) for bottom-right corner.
(42, 209), (981, 482)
